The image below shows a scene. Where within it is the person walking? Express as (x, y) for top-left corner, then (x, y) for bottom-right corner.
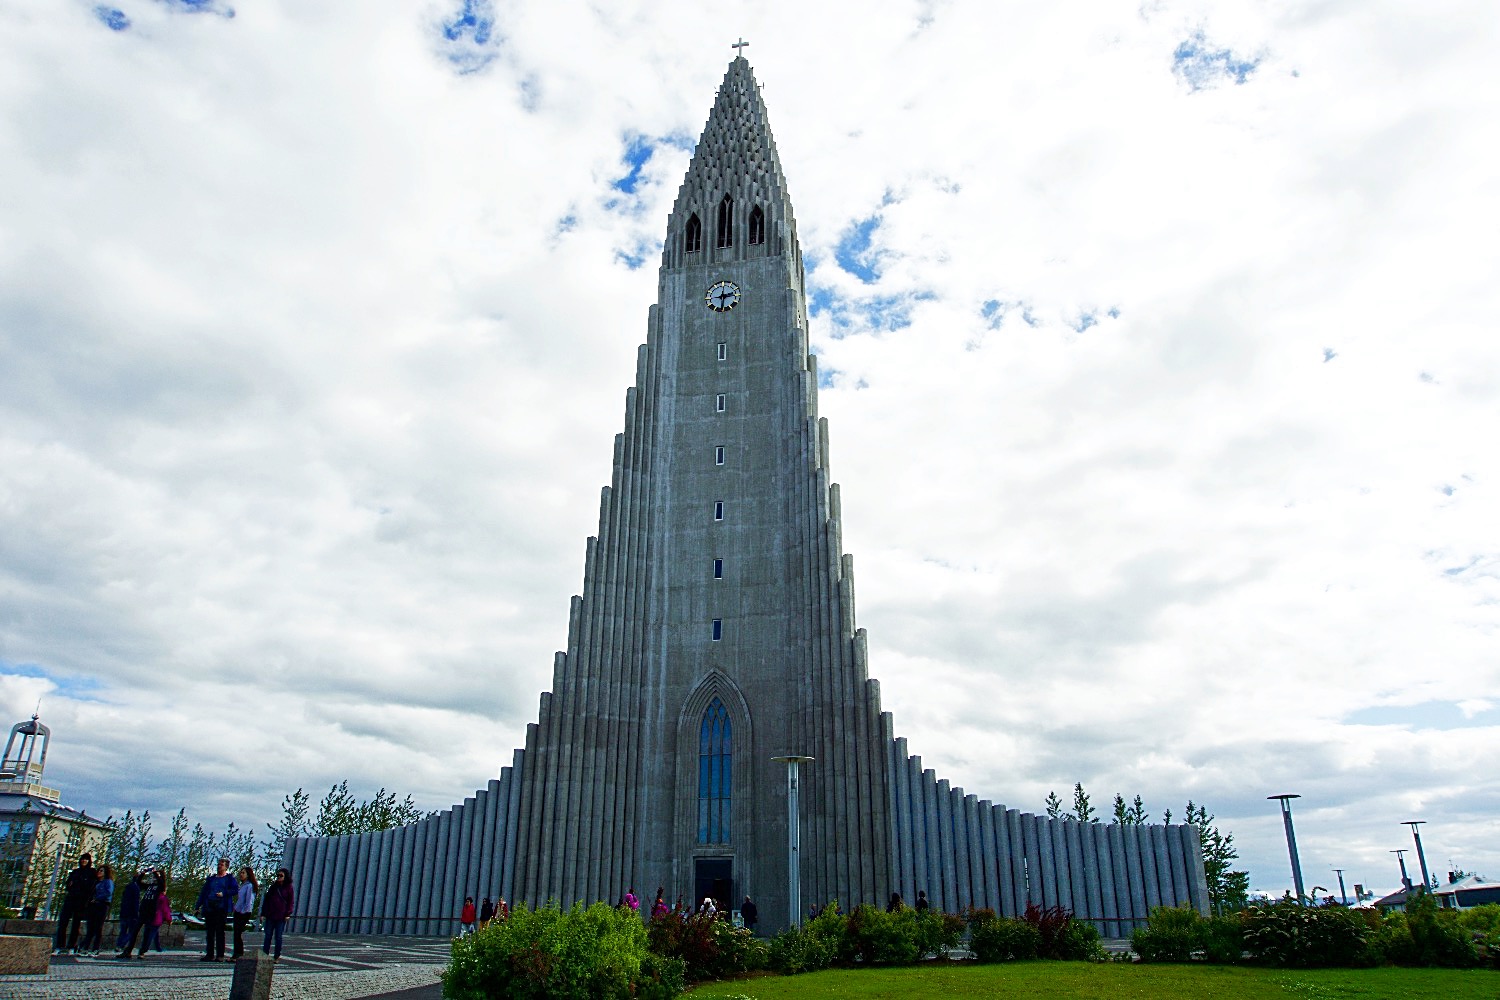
(232, 867), (258, 959)
(494, 896), (509, 923)
(52, 851), (95, 955)
(479, 897), (494, 930)
(196, 857), (238, 962)
(459, 896), (476, 937)
(115, 871), (144, 953)
(261, 868), (295, 962)
(886, 891), (904, 912)
(739, 895), (758, 933)
(142, 875), (171, 956)
(116, 870), (163, 959)
(914, 890), (930, 913)
(81, 863), (115, 954)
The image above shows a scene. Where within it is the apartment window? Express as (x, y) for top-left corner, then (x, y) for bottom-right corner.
(711, 619), (723, 641)
(717, 342), (727, 361)
(715, 394), (726, 412)
(714, 501), (724, 521)
(714, 446), (725, 465)
(714, 559), (723, 579)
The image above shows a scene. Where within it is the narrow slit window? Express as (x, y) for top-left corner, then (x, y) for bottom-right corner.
(716, 194), (733, 249)
(711, 619), (722, 641)
(714, 446), (725, 465)
(748, 205), (765, 245)
(717, 342), (727, 361)
(716, 394), (726, 412)
(714, 559), (723, 579)
(714, 501), (724, 521)
(684, 214), (703, 254)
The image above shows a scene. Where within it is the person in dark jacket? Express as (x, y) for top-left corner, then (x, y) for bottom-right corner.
(914, 889), (930, 913)
(115, 872), (144, 952)
(81, 864), (115, 954)
(116, 870), (163, 959)
(196, 857), (239, 961)
(261, 867), (295, 960)
(739, 895), (758, 933)
(52, 852), (95, 954)
(479, 897), (494, 929)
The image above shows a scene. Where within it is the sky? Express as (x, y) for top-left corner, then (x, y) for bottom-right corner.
(1, 0), (1497, 902)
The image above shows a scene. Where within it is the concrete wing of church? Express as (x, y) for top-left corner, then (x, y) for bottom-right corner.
(282, 57), (1209, 936)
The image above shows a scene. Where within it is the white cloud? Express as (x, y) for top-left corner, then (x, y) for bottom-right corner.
(1, 0), (1497, 896)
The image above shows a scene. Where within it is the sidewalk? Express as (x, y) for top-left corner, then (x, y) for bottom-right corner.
(0, 935), (450, 1000)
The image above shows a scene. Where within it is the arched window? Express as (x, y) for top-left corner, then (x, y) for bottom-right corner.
(715, 195), (733, 249)
(748, 205), (765, 246)
(684, 214), (702, 254)
(697, 697), (732, 843)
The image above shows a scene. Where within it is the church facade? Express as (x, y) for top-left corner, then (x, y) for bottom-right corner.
(282, 58), (1208, 935)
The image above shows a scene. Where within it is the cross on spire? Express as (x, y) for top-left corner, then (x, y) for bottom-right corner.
(731, 38), (749, 58)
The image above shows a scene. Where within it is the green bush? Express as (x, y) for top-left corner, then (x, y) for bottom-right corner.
(970, 915), (1042, 962)
(645, 911), (765, 981)
(442, 901), (674, 1000)
(845, 904), (920, 965)
(1132, 906), (1203, 963)
(1131, 906), (1244, 964)
(768, 922), (838, 974)
(1241, 900), (1370, 969)
(1456, 903), (1500, 937)
(1022, 902), (1104, 961)
(1375, 892), (1478, 968)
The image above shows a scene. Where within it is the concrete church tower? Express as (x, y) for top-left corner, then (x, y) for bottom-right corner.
(282, 58), (1209, 935)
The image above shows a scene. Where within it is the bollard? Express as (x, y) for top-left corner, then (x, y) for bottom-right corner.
(229, 950), (275, 1000)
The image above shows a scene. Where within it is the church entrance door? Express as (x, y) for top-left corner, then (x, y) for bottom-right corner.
(694, 857), (733, 914)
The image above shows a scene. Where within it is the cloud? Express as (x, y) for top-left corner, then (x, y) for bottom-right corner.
(1, 0), (1497, 899)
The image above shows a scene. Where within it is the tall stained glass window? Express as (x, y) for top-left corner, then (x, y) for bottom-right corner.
(697, 698), (732, 843)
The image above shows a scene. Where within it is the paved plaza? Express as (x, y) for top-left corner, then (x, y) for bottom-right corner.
(0, 935), (449, 1000)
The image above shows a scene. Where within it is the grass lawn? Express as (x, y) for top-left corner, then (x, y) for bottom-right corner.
(683, 962), (1500, 999)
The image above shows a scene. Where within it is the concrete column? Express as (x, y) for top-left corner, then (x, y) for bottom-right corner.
(1048, 817), (1071, 914)
(455, 796), (478, 918)
(905, 755), (925, 904)
(503, 752), (525, 902)
(895, 740), (917, 903)
(1005, 809), (1026, 915)
(1150, 825), (1174, 909)
(283, 838), (303, 934)
(994, 808), (1016, 916)
(476, 780), (501, 909)
(386, 826), (408, 935)
(1095, 824), (1120, 937)
(1122, 824), (1148, 926)
(1180, 824), (1210, 915)
(336, 834), (359, 933)
(1079, 822), (1104, 933)
(1065, 821), (1089, 920)
(936, 778), (956, 913)
(922, 768), (941, 912)
(1035, 815), (1058, 909)
(1019, 813), (1040, 908)
(306, 836), (329, 934)
(312, 837), (336, 934)
(1166, 824), (1191, 908)
(351, 832), (374, 933)
(950, 788), (972, 912)
(435, 809), (457, 933)
(978, 802), (1000, 913)
(1138, 824), (1163, 913)
(416, 819), (438, 935)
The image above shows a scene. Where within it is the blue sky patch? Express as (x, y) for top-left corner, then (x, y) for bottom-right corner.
(0, 660), (104, 701)
(1173, 31), (1260, 92)
(612, 135), (655, 195)
(441, 0), (499, 75)
(1323, 347), (1338, 362)
(155, 0), (234, 15)
(94, 6), (130, 30)
(835, 215), (883, 284)
(1344, 700), (1497, 730)
(1072, 312), (1098, 333)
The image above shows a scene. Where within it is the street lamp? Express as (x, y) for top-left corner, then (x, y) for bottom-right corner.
(771, 755), (814, 929)
(1267, 795), (1306, 904)
(1403, 821), (1432, 893)
(1390, 849), (1411, 890)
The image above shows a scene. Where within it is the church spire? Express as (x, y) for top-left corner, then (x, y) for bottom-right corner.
(663, 57), (798, 268)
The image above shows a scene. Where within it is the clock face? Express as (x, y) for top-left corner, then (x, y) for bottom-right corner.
(705, 280), (741, 312)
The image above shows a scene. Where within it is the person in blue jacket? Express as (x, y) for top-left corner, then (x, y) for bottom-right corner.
(196, 857), (239, 962)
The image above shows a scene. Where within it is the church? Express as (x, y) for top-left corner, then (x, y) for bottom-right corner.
(282, 56), (1209, 935)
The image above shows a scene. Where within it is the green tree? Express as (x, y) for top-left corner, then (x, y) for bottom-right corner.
(262, 788), (310, 874)
(1183, 801), (1248, 914)
(1044, 791), (1064, 820)
(1071, 783), (1096, 823)
(314, 781), (361, 837)
(1111, 794), (1147, 825)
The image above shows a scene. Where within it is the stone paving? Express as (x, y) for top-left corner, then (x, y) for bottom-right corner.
(0, 935), (450, 1000)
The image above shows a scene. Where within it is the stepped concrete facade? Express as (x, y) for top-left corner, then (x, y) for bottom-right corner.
(282, 58), (1209, 935)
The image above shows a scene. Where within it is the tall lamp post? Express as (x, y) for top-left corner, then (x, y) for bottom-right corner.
(1403, 820), (1432, 893)
(1390, 848), (1411, 890)
(1333, 868), (1349, 906)
(771, 755), (814, 929)
(1268, 794), (1306, 904)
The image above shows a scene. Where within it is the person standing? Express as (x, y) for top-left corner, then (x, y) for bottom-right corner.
(651, 889), (668, 919)
(116, 870), (162, 959)
(739, 895), (758, 934)
(52, 851), (95, 955)
(886, 891), (904, 912)
(81, 864), (115, 954)
(196, 857), (238, 962)
(261, 868), (295, 962)
(459, 896), (476, 937)
(479, 897), (494, 930)
(142, 874), (171, 956)
(115, 872), (144, 953)
(232, 867), (258, 959)
(494, 896), (509, 923)
(914, 890), (930, 913)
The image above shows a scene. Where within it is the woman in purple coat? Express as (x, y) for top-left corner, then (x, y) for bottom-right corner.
(261, 868), (295, 961)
